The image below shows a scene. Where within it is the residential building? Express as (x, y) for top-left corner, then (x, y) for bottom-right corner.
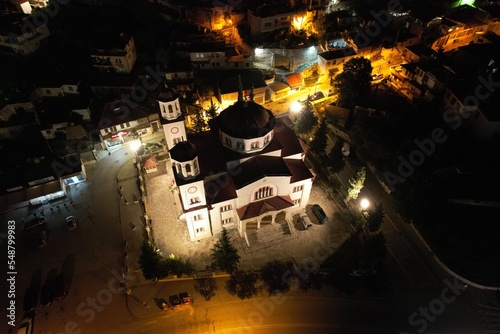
(0, 12), (50, 55)
(189, 42), (253, 71)
(317, 47), (357, 76)
(90, 33), (137, 74)
(215, 70), (268, 108)
(92, 99), (153, 148)
(247, 3), (294, 37)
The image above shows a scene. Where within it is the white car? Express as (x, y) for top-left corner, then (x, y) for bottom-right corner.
(299, 212), (313, 230)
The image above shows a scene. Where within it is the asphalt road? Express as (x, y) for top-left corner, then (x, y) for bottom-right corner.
(106, 287), (483, 334)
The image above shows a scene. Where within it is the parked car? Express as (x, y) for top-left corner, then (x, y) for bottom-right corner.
(179, 292), (191, 304)
(18, 313), (34, 334)
(23, 217), (46, 231)
(299, 212), (313, 229)
(53, 274), (69, 301)
(66, 216), (77, 231)
(37, 231), (47, 248)
(312, 204), (328, 224)
(308, 91), (325, 102)
(169, 294), (181, 307)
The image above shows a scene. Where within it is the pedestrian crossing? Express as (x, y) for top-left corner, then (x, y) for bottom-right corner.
(479, 308), (500, 334)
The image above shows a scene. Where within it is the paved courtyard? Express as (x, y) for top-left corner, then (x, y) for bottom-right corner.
(144, 160), (352, 272)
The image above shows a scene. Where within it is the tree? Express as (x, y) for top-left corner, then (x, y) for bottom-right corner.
(205, 99), (219, 120)
(225, 270), (258, 300)
(192, 107), (207, 133)
(293, 103), (317, 134)
(260, 260), (293, 296)
(392, 172), (440, 225)
(138, 241), (163, 281)
(194, 276), (218, 301)
(309, 119), (328, 156)
(334, 57), (373, 107)
(327, 139), (346, 173)
(347, 167), (366, 200)
(366, 203), (385, 232)
(210, 228), (240, 273)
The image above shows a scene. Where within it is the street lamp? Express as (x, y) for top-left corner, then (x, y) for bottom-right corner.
(130, 139), (141, 153)
(290, 101), (303, 113)
(360, 198), (370, 211)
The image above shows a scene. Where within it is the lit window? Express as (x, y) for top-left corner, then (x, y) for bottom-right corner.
(251, 142), (259, 149)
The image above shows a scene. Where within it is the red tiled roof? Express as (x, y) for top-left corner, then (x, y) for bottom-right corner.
(236, 195), (294, 221)
(142, 155), (157, 168)
(285, 73), (303, 88)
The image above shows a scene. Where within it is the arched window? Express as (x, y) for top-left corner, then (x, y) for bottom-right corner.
(168, 104), (173, 114)
(185, 164), (191, 173)
(224, 136), (231, 148)
(194, 159), (199, 173)
(254, 186), (273, 200)
(236, 142), (244, 150)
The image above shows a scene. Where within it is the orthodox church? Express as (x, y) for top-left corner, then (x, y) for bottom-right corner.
(158, 82), (314, 244)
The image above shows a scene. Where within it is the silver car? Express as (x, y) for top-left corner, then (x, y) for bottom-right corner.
(299, 212), (313, 230)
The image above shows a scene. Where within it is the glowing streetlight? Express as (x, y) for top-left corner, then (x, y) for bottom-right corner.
(130, 139), (141, 152)
(290, 101), (303, 113)
(360, 198), (370, 211)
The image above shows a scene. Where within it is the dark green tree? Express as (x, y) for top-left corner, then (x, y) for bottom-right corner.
(293, 103), (317, 134)
(194, 276), (218, 301)
(309, 119), (328, 156)
(334, 57), (373, 107)
(366, 203), (385, 232)
(327, 139), (346, 173)
(138, 241), (163, 281)
(166, 254), (195, 278)
(225, 270), (259, 300)
(192, 107), (207, 133)
(210, 228), (240, 273)
(205, 99), (219, 120)
(392, 172), (441, 225)
(260, 260), (293, 296)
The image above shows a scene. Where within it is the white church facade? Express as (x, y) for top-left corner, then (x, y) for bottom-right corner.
(158, 84), (314, 244)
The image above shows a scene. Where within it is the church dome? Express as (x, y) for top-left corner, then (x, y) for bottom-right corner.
(169, 141), (197, 162)
(218, 100), (276, 139)
(157, 85), (179, 103)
